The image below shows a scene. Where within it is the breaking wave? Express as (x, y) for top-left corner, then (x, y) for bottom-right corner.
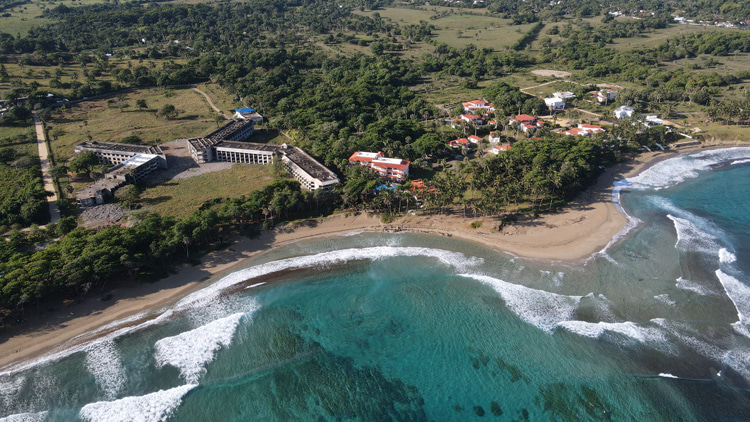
(0, 411), (48, 422)
(627, 147), (750, 191)
(460, 274), (581, 333)
(84, 340), (126, 400)
(175, 247), (484, 311)
(78, 384), (196, 422)
(155, 312), (248, 384)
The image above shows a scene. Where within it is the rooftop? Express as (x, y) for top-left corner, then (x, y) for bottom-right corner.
(284, 146), (339, 182)
(76, 141), (163, 155)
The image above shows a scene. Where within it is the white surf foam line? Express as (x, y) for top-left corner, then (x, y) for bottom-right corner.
(79, 384), (196, 422)
(461, 274), (581, 332)
(658, 373), (679, 379)
(245, 282), (266, 289)
(175, 247), (483, 312)
(0, 375), (25, 408)
(0, 310), (174, 379)
(155, 313), (246, 384)
(654, 294), (676, 306)
(85, 339), (126, 400)
(592, 179), (642, 261)
(627, 147), (750, 191)
(556, 320), (670, 348)
(719, 248), (737, 264)
(0, 411), (48, 422)
(668, 214), (723, 256)
(731, 158), (750, 166)
(675, 277), (717, 296)
(715, 270), (750, 329)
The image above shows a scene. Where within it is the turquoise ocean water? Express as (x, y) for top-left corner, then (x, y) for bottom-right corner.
(3, 148), (750, 421)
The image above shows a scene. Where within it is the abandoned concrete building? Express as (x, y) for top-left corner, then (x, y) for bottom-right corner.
(187, 118), (339, 191)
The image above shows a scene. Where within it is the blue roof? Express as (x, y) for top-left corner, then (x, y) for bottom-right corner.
(235, 107), (256, 113)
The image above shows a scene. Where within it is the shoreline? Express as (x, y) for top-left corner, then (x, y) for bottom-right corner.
(0, 142), (741, 372)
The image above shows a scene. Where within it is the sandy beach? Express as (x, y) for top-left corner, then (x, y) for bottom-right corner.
(0, 142), (738, 372)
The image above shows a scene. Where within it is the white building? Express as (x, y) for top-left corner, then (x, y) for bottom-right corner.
(553, 91), (576, 100)
(613, 105), (635, 119)
(544, 97), (565, 110)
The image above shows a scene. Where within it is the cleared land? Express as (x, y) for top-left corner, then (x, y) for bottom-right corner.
(355, 7), (533, 50)
(46, 87), (219, 161)
(609, 24), (722, 51)
(139, 163), (276, 218)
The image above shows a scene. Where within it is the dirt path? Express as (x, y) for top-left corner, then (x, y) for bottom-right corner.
(34, 114), (60, 224)
(192, 86), (229, 119)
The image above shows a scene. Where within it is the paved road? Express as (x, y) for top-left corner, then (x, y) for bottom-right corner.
(33, 114), (61, 224)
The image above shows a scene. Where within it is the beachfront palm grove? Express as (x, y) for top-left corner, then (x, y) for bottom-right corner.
(1, 0), (749, 316)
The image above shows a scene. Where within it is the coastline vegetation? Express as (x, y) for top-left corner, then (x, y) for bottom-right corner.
(0, 0), (749, 317)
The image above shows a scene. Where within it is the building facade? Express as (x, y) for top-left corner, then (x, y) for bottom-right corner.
(348, 151), (410, 182)
(74, 141), (167, 169)
(187, 119), (340, 191)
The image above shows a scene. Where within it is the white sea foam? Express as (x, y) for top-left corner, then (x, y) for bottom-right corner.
(557, 320), (668, 346)
(627, 147), (750, 191)
(245, 282), (266, 289)
(594, 179), (642, 260)
(155, 313), (246, 384)
(461, 274), (581, 332)
(719, 248), (737, 264)
(731, 158), (750, 166)
(722, 348), (750, 381)
(667, 214), (724, 256)
(79, 384), (196, 422)
(0, 376), (25, 411)
(675, 277), (715, 296)
(85, 340), (126, 400)
(0, 411), (48, 422)
(715, 270), (750, 327)
(654, 294), (676, 306)
(176, 247), (483, 311)
(658, 373), (679, 379)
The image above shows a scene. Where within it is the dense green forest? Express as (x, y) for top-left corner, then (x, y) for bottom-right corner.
(0, 0), (747, 315)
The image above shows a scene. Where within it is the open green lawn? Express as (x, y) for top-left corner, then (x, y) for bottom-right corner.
(47, 87), (218, 162)
(139, 164), (276, 218)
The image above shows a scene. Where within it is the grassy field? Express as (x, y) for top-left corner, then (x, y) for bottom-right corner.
(0, 0), (111, 36)
(0, 124), (37, 159)
(139, 164), (276, 218)
(47, 87), (218, 161)
(609, 24), (721, 51)
(195, 82), (244, 116)
(355, 7), (531, 51)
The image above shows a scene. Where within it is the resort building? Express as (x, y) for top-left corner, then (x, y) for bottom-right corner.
(348, 151), (410, 182)
(74, 141), (167, 169)
(509, 114), (545, 132)
(75, 153), (164, 207)
(462, 99), (495, 113)
(187, 118), (339, 191)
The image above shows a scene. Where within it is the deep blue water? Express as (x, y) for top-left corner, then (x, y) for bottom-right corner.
(3, 148), (750, 422)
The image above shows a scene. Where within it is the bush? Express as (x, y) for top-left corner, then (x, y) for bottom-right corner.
(470, 221), (482, 229)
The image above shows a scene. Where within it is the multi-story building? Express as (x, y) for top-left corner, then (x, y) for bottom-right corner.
(74, 141), (167, 169)
(75, 153), (163, 207)
(348, 151), (410, 182)
(187, 118), (340, 191)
